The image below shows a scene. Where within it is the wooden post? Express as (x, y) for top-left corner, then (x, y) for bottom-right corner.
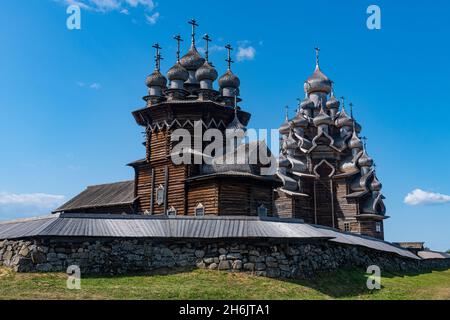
(150, 168), (155, 214)
(163, 165), (169, 215)
(330, 179), (335, 228)
(313, 180), (317, 224)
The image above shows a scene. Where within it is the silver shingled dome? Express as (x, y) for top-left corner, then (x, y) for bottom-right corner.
(313, 107), (333, 126)
(180, 45), (205, 71)
(335, 108), (353, 127)
(218, 70), (240, 88)
(167, 62), (189, 81)
(146, 69), (167, 88)
(326, 94), (340, 109)
(348, 131), (363, 149)
(304, 65), (332, 94)
(358, 150), (374, 167)
(195, 61), (218, 82)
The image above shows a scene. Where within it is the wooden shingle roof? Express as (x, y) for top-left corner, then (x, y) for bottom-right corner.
(53, 180), (135, 213)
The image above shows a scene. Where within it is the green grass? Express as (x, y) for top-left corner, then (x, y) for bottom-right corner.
(1, 267), (449, 300)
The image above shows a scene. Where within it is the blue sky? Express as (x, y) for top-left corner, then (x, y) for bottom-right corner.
(0, 0), (449, 251)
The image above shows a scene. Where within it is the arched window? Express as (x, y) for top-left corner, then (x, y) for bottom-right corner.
(156, 185), (165, 206)
(195, 203), (205, 216)
(257, 204), (268, 217)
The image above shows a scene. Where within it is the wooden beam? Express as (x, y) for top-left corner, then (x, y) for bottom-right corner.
(163, 164), (169, 215)
(150, 168), (155, 214)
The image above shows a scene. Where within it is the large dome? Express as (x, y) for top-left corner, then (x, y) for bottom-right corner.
(180, 44), (205, 71)
(304, 66), (332, 94)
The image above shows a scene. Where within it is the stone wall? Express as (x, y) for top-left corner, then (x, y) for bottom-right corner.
(1, 238), (449, 278)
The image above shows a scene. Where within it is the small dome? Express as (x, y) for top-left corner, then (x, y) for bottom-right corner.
(167, 62), (189, 81)
(339, 158), (357, 173)
(313, 107), (333, 126)
(226, 111), (246, 133)
(146, 69), (167, 88)
(348, 131), (363, 149)
(300, 96), (314, 109)
(292, 113), (308, 128)
(326, 94), (340, 109)
(195, 61), (218, 82)
(304, 65), (332, 94)
(283, 133), (297, 150)
(335, 108), (353, 127)
(218, 70), (240, 89)
(370, 176), (382, 191)
(180, 45), (205, 70)
(358, 150), (374, 167)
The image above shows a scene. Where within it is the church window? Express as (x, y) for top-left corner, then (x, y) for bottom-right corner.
(156, 185), (165, 206)
(167, 206), (177, 216)
(344, 223), (350, 232)
(376, 222), (382, 233)
(257, 204), (268, 217)
(195, 203), (205, 216)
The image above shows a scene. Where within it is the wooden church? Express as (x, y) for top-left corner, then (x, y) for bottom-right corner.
(54, 21), (388, 240)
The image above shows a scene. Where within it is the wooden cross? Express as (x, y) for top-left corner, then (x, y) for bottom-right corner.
(314, 47), (320, 66)
(203, 34), (212, 62)
(152, 43), (162, 71)
(173, 35), (183, 62)
(340, 96), (346, 108)
(361, 136), (368, 149)
(188, 19), (199, 45)
(285, 105), (289, 121)
(225, 44), (234, 70)
(349, 102), (354, 119)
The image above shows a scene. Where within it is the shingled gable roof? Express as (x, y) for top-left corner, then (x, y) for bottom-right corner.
(53, 180), (136, 213)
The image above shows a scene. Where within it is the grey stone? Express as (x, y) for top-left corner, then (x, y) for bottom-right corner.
(208, 263), (218, 270)
(203, 257), (214, 264)
(31, 251), (46, 264)
(267, 268), (281, 278)
(19, 246), (29, 257)
(232, 260), (243, 270)
(255, 262), (266, 271)
(218, 248), (228, 255)
(226, 253), (242, 260)
(219, 254), (227, 261)
(218, 260), (231, 270)
(244, 262), (255, 271)
(194, 250), (205, 258)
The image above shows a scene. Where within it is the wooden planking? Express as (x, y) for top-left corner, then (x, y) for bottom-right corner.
(187, 181), (219, 215)
(334, 179), (358, 217)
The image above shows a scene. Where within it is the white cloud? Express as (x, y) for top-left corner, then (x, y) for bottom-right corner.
(198, 44), (225, 55)
(404, 189), (450, 206)
(145, 12), (159, 25)
(89, 83), (102, 90)
(77, 82), (101, 90)
(236, 46), (256, 61)
(58, 0), (154, 13)
(0, 192), (66, 219)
